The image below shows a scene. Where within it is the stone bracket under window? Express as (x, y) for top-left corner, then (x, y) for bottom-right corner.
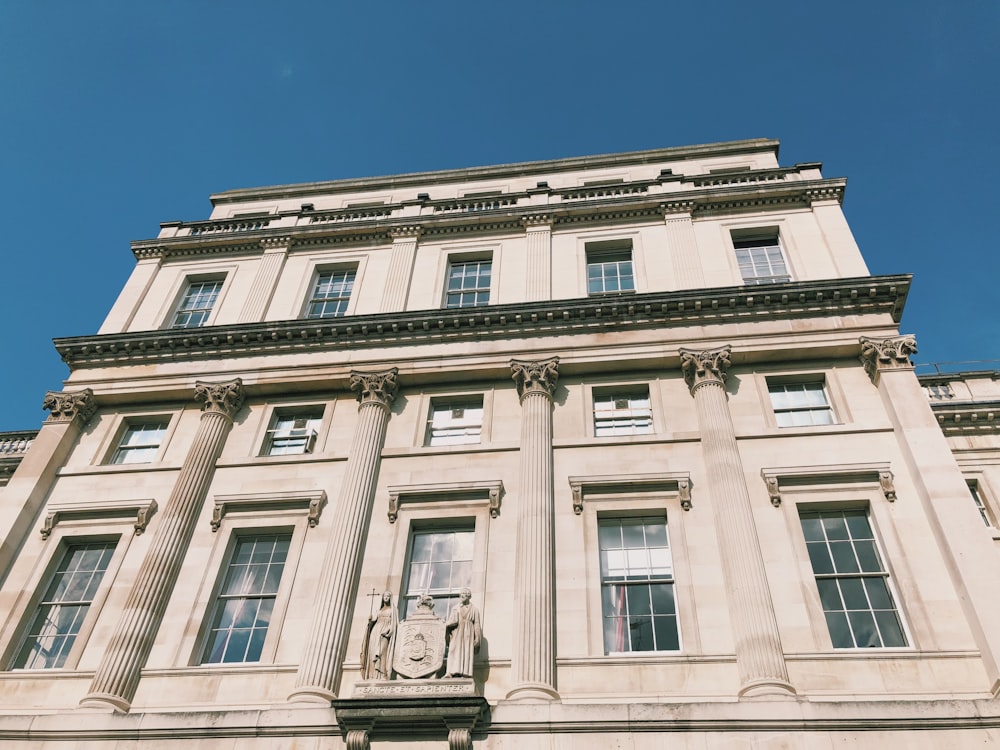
(210, 489), (327, 531)
(41, 498), (158, 539)
(386, 480), (503, 523)
(760, 462), (895, 507)
(568, 472), (692, 515)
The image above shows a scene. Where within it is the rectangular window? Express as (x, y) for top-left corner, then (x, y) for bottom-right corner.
(445, 260), (491, 308)
(800, 509), (907, 648)
(969, 481), (992, 527)
(172, 278), (223, 328)
(599, 516), (679, 653)
(586, 242), (634, 295)
(593, 387), (653, 437)
(733, 234), (790, 285)
(402, 528), (474, 619)
(769, 381), (834, 427)
(426, 398), (484, 446)
(110, 420), (169, 465)
(202, 533), (291, 664)
(262, 409), (323, 456)
(13, 541), (117, 669)
(306, 269), (356, 318)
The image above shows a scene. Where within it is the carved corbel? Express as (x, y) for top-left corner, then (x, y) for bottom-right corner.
(134, 499), (158, 534)
(448, 727), (472, 750)
(387, 489), (401, 524)
(678, 478), (692, 511)
(350, 368), (399, 409)
(345, 729), (370, 750)
(660, 200), (696, 217)
(679, 346), (732, 394)
(488, 485), (502, 518)
(42, 388), (97, 424)
(570, 481), (584, 516)
(194, 378), (245, 419)
(41, 498), (157, 539)
(879, 470), (897, 502)
(510, 358), (559, 402)
(859, 335), (918, 384)
(389, 225), (422, 240)
(520, 214), (552, 228)
(260, 235), (293, 252)
(765, 476), (781, 507)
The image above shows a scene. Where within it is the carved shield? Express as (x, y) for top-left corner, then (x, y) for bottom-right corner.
(392, 609), (446, 679)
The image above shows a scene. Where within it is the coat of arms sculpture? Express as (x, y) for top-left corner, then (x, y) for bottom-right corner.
(392, 593), (447, 679)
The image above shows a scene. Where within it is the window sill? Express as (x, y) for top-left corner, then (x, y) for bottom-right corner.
(59, 463), (182, 477)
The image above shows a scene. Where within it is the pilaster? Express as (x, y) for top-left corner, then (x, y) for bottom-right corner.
(81, 379), (244, 712)
(661, 202), (705, 288)
(289, 369), (399, 702)
(0, 390), (97, 587)
(380, 227), (421, 312)
(239, 237), (293, 322)
(521, 216), (552, 302)
(680, 347), (795, 697)
(506, 358), (560, 701)
(861, 335), (1000, 692)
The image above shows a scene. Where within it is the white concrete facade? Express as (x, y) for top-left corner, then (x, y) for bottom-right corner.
(1, 139), (999, 746)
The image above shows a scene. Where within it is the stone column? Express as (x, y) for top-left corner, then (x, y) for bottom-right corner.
(522, 216), (552, 302)
(662, 202), (705, 288)
(860, 335), (1000, 691)
(80, 379), (244, 712)
(239, 237), (293, 322)
(680, 347), (794, 697)
(289, 369), (399, 702)
(0, 390), (97, 587)
(506, 358), (560, 701)
(380, 227), (421, 312)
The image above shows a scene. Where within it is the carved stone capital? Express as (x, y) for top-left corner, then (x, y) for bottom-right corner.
(859, 335), (917, 383)
(680, 346), (732, 394)
(350, 368), (399, 408)
(510, 358), (559, 402)
(389, 225), (422, 240)
(521, 214), (552, 228)
(194, 378), (244, 419)
(260, 235), (293, 251)
(43, 388), (97, 424)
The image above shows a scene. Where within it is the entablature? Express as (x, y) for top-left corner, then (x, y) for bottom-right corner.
(53, 275), (910, 368)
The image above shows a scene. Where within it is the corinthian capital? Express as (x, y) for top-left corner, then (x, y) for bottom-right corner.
(680, 346), (732, 394)
(510, 358), (560, 402)
(859, 335), (918, 383)
(350, 368), (399, 408)
(42, 388), (97, 424)
(194, 378), (245, 419)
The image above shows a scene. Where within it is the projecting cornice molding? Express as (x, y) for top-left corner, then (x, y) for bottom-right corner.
(134, 175), (845, 261)
(930, 400), (1000, 436)
(53, 275), (910, 368)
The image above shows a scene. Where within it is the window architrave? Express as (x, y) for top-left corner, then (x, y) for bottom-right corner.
(720, 218), (796, 287)
(296, 256), (365, 320)
(755, 369), (849, 431)
(436, 244), (499, 309)
(98, 412), (177, 467)
(579, 232), (644, 297)
(157, 264), (236, 330)
(250, 399), (335, 459)
(412, 388), (494, 449)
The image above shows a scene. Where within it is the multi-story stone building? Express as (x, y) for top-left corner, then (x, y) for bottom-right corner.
(1, 139), (999, 747)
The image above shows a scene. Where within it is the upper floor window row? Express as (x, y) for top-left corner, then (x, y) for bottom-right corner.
(732, 231), (791, 285)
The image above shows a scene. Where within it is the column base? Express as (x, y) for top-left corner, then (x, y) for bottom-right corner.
(287, 686), (337, 704)
(504, 683), (560, 702)
(738, 677), (797, 699)
(78, 692), (132, 713)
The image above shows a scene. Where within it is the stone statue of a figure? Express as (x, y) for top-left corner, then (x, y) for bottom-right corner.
(445, 588), (482, 678)
(361, 591), (397, 680)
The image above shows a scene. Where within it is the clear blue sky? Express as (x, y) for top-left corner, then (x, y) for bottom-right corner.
(1, 2), (997, 431)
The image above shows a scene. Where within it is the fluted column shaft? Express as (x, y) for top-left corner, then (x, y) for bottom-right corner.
(380, 228), (420, 312)
(681, 348), (794, 697)
(290, 369), (398, 702)
(239, 238), (292, 322)
(662, 207), (705, 288)
(82, 379), (244, 712)
(507, 358), (560, 701)
(523, 218), (552, 302)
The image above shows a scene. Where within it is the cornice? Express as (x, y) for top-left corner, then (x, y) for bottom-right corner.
(53, 275), (910, 369)
(133, 177), (845, 262)
(930, 400), (1000, 436)
(208, 139), (781, 205)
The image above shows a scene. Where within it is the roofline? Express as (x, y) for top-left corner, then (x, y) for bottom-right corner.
(209, 139), (781, 206)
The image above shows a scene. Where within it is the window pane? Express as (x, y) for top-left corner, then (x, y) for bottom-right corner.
(403, 528), (475, 617)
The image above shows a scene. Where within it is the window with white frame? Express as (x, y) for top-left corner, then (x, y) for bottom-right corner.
(732, 232), (790, 285)
(586, 241), (634, 295)
(262, 408), (324, 456)
(799, 509), (907, 648)
(426, 397), (483, 446)
(201, 533), (292, 664)
(768, 380), (834, 427)
(306, 268), (356, 318)
(171, 278), (224, 328)
(593, 387), (653, 437)
(109, 419), (169, 465)
(12, 540), (118, 669)
(401, 527), (474, 619)
(445, 259), (491, 308)
(599, 516), (679, 653)
(968, 480), (993, 527)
